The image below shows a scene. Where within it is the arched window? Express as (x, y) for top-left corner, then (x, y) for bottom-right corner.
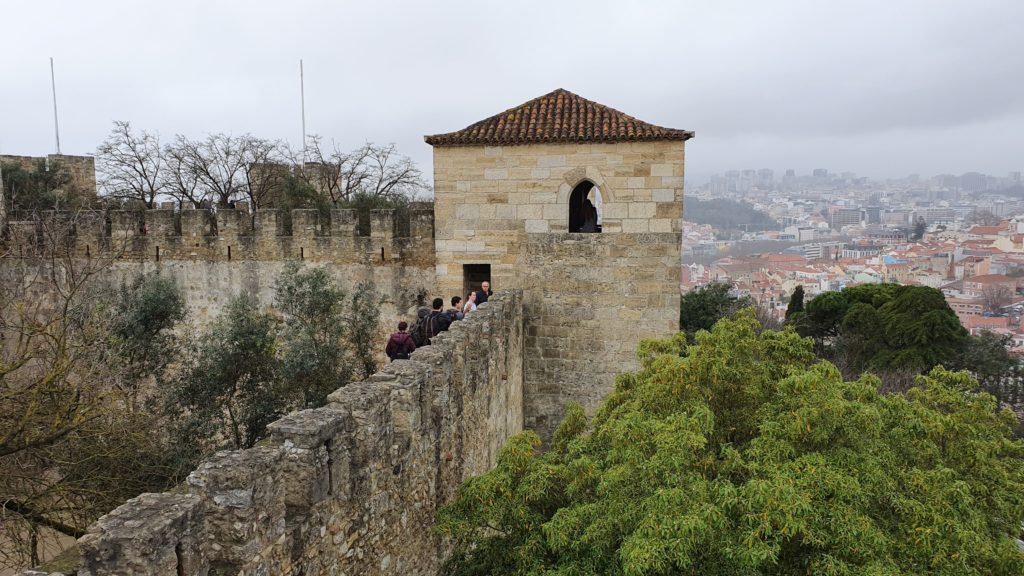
(568, 180), (602, 233)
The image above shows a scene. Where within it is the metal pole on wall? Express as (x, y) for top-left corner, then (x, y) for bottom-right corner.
(300, 59), (307, 164)
(50, 57), (62, 155)
(0, 162), (6, 237)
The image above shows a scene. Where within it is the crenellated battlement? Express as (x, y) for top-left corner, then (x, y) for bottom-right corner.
(1, 206), (436, 267)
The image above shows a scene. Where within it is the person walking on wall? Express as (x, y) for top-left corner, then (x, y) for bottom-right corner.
(463, 291), (478, 315)
(448, 296), (464, 321)
(385, 321), (416, 361)
(475, 280), (493, 305)
(429, 297), (453, 336)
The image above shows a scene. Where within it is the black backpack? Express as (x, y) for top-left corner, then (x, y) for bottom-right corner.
(411, 314), (431, 347)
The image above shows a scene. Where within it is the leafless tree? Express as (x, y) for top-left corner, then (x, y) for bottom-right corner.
(0, 215), (188, 571)
(968, 209), (1002, 226)
(241, 138), (289, 210)
(0, 215), (120, 568)
(163, 134), (287, 210)
(303, 137), (430, 204)
(95, 121), (165, 208)
(982, 283), (1014, 313)
(163, 138), (206, 208)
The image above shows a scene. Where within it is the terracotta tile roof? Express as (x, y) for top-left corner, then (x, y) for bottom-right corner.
(424, 88), (694, 147)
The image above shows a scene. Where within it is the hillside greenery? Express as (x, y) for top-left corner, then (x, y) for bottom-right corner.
(683, 197), (779, 235)
(438, 311), (1024, 575)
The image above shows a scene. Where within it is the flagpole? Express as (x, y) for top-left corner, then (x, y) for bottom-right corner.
(300, 59), (307, 164)
(50, 57), (61, 155)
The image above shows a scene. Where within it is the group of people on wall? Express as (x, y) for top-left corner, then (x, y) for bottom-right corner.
(385, 281), (492, 361)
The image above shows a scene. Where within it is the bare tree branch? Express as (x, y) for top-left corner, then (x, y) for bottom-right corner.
(96, 121), (166, 208)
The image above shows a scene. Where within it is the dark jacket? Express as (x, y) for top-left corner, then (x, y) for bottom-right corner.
(476, 290), (493, 305)
(386, 331), (416, 360)
(430, 309), (453, 335)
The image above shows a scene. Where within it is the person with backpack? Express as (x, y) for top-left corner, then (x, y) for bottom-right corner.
(385, 321), (416, 361)
(429, 297), (452, 336)
(411, 306), (432, 347)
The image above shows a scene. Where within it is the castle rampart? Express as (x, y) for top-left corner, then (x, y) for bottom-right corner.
(65, 290), (522, 576)
(2, 206), (437, 324)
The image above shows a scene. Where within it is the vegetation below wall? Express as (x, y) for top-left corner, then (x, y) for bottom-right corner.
(0, 247), (380, 571)
(439, 311), (1024, 575)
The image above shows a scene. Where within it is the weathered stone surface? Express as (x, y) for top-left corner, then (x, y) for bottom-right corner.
(74, 290), (524, 575)
(77, 492), (205, 576)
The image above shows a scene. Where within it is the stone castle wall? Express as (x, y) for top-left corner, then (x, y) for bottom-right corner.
(519, 232), (681, 439)
(3, 207), (437, 328)
(70, 290), (523, 576)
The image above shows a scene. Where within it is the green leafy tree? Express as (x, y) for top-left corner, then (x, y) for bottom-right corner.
(348, 280), (381, 379)
(784, 285), (804, 320)
(439, 311), (1024, 575)
(1, 158), (75, 213)
(679, 282), (749, 337)
(109, 272), (186, 408)
(797, 284), (967, 378)
(167, 292), (289, 449)
(276, 261), (352, 406)
(961, 330), (1021, 408)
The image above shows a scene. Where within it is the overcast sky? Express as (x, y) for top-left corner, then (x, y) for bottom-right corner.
(2, 1), (1022, 183)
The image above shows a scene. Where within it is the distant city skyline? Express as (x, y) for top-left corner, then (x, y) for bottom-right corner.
(692, 167), (1023, 187)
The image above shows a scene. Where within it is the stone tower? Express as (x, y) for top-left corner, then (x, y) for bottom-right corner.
(426, 88), (693, 440)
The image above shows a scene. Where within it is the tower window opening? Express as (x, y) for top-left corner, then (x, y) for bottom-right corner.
(568, 181), (602, 233)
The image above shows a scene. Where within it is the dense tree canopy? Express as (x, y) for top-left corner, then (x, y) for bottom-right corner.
(785, 285), (804, 320)
(790, 284), (968, 377)
(439, 311), (1024, 575)
(679, 283), (750, 337)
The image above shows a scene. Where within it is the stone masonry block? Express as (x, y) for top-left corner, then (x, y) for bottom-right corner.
(456, 204), (480, 220)
(602, 202), (629, 219)
(649, 218), (673, 233)
(525, 219), (550, 233)
(517, 204), (543, 220)
(628, 203), (657, 219)
(622, 219), (650, 233)
(537, 155), (566, 168)
(542, 204), (568, 222)
(651, 188), (675, 202)
(650, 163), (674, 177)
(78, 493), (205, 576)
(187, 447), (285, 567)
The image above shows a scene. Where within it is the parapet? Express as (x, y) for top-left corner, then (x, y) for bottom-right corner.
(70, 290), (524, 576)
(1, 206), (436, 267)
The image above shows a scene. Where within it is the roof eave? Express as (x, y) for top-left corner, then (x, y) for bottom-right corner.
(424, 131), (695, 147)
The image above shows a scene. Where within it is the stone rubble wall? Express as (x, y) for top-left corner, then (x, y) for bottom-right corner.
(65, 290), (523, 576)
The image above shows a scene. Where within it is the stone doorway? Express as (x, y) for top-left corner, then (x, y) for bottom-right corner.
(462, 263), (491, 300)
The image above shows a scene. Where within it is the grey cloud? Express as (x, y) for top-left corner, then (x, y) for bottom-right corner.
(1, 0), (1022, 181)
